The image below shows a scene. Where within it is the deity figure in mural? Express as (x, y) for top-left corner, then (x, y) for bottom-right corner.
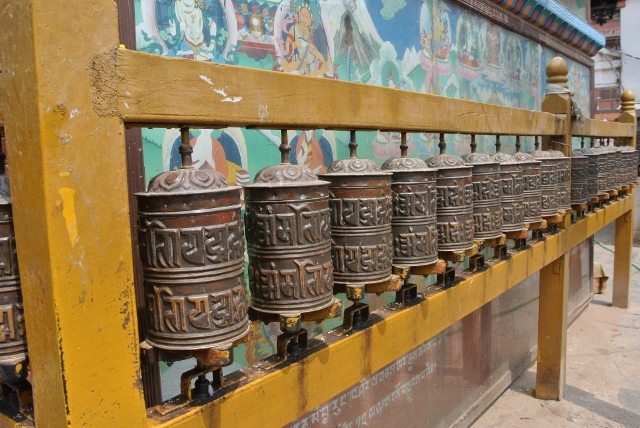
(275, 0), (334, 77)
(484, 23), (502, 69)
(505, 38), (523, 84)
(290, 130), (336, 174)
(456, 11), (481, 82)
(141, 0), (237, 62)
(372, 132), (415, 159)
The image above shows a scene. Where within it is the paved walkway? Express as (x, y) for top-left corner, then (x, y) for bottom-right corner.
(473, 241), (640, 428)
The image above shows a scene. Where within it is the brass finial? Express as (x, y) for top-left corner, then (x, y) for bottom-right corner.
(349, 130), (358, 157)
(546, 57), (569, 88)
(470, 134), (477, 153)
(495, 135), (501, 153)
(438, 133), (446, 155)
(400, 132), (408, 157)
(621, 90), (636, 113)
(280, 130), (291, 163)
(179, 127), (194, 168)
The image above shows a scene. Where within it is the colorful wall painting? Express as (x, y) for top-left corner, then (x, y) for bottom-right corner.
(135, 0), (592, 379)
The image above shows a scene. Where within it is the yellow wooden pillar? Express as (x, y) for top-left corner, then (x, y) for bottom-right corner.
(536, 57), (572, 400)
(0, 1), (147, 426)
(613, 90), (636, 309)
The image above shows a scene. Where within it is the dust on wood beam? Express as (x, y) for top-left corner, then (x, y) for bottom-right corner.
(107, 49), (565, 135)
(571, 118), (635, 138)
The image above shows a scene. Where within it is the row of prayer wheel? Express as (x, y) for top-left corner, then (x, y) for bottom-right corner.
(134, 130), (637, 353)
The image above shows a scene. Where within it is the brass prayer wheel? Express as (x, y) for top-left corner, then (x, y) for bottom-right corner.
(319, 131), (393, 286)
(461, 136), (503, 240)
(513, 137), (542, 224)
(529, 150), (558, 216)
(136, 128), (250, 350)
(621, 143), (638, 186)
(491, 136), (525, 232)
(547, 146), (571, 212)
(593, 142), (616, 192)
(570, 150), (588, 206)
(574, 139), (599, 202)
(381, 134), (438, 266)
(245, 131), (334, 314)
(425, 134), (474, 252)
(0, 171), (27, 369)
(589, 140), (610, 197)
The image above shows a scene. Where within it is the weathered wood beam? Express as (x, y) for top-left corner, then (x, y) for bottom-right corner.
(571, 118), (635, 138)
(106, 49), (565, 135)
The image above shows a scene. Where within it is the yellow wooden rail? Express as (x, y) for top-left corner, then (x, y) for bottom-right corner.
(571, 117), (636, 138)
(0, 0), (637, 426)
(110, 49), (565, 135)
(141, 194), (634, 428)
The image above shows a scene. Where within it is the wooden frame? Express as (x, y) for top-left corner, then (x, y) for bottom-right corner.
(0, 0), (636, 425)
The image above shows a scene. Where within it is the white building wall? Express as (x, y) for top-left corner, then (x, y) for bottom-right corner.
(621, 0), (640, 108)
(594, 48), (620, 88)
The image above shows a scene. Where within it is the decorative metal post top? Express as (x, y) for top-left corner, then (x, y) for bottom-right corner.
(438, 133), (446, 155)
(621, 90), (636, 113)
(145, 127), (228, 193)
(280, 129), (291, 164)
(546, 57), (569, 88)
(179, 127), (194, 169)
(349, 130), (358, 158)
(399, 132), (408, 157)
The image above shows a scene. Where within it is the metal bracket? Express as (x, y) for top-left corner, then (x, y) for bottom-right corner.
(464, 254), (485, 273)
(394, 283), (422, 306)
(436, 267), (459, 288)
(493, 244), (508, 260)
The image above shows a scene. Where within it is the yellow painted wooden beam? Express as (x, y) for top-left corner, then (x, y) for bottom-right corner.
(0, 0), (147, 426)
(571, 118), (635, 138)
(146, 195), (633, 428)
(107, 49), (565, 135)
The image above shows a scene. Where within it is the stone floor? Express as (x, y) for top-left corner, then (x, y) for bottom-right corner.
(472, 240), (640, 428)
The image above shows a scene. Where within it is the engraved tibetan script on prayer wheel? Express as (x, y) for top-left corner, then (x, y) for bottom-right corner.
(425, 136), (474, 252)
(245, 134), (334, 314)
(613, 146), (624, 189)
(547, 148), (571, 212)
(621, 144), (638, 186)
(461, 152), (503, 240)
(574, 143), (599, 202)
(570, 150), (588, 206)
(320, 132), (393, 286)
(137, 129), (250, 350)
(593, 144), (616, 192)
(0, 173), (27, 364)
(589, 144), (610, 196)
(382, 140), (438, 267)
(513, 151), (543, 224)
(529, 148), (559, 217)
(491, 151), (525, 233)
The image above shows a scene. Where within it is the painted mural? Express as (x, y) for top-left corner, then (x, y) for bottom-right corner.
(135, 0), (592, 381)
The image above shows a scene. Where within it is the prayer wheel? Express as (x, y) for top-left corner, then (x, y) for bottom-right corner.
(570, 150), (589, 206)
(461, 136), (503, 241)
(529, 141), (559, 217)
(513, 143), (543, 224)
(589, 140), (610, 197)
(574, 139), (599, 202)
(547, 147), (571, 212)
(136, 128), (250, 350)
(593, 143), (616, 192)
(381, 134), (438, 266)
(0, 166), (28, 377)
(621, 144), (638, 186)
(245, 132), (334, 314)
(491, 137), (525, 232)
(319, 131), (393, 286)
(425, 134), (474, 252)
